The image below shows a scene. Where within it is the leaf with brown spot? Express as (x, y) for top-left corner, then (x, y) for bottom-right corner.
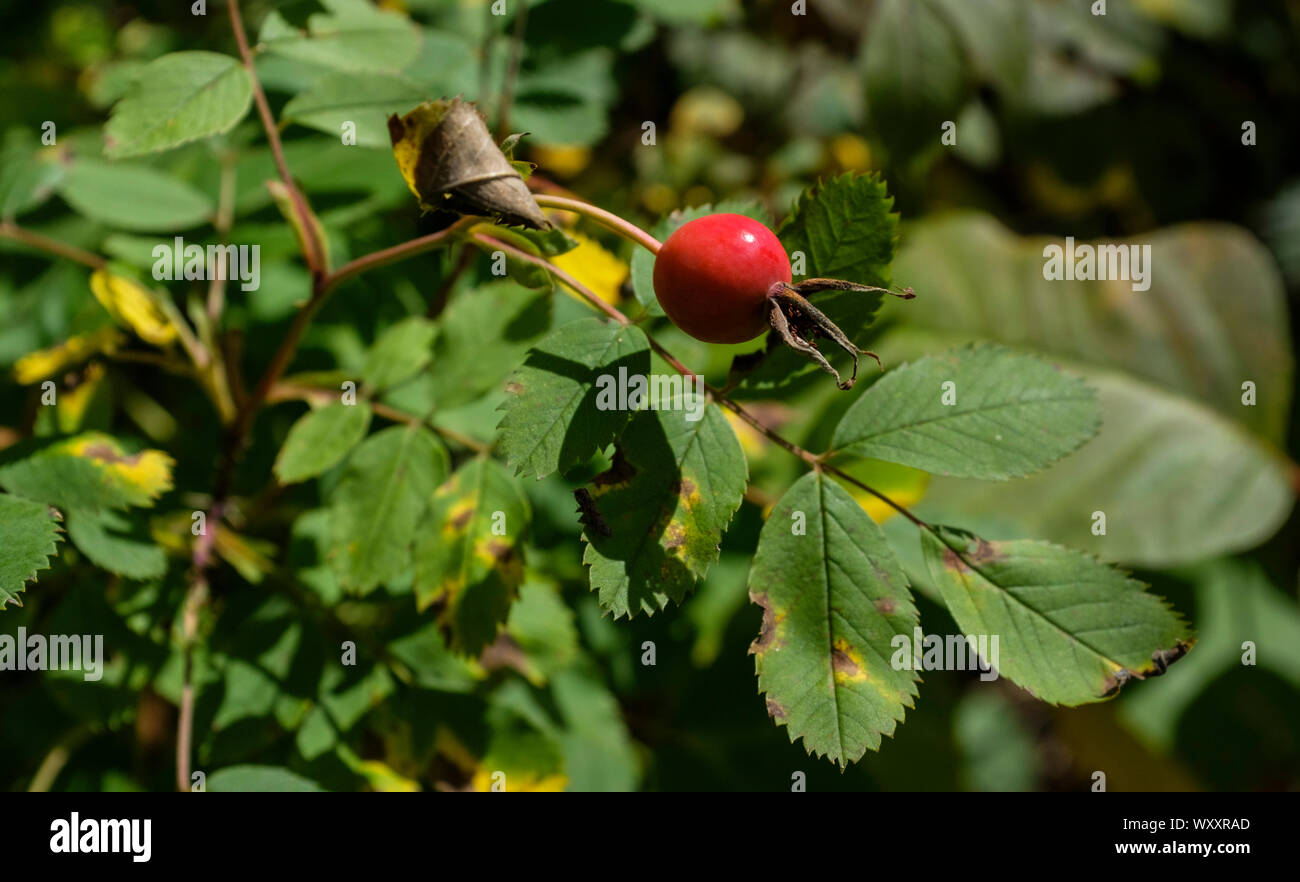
(750, 471), (920, 768)
(414, 456), (530, 655)
(581, 399), (747, 619)
(922, 525), (1194, 706)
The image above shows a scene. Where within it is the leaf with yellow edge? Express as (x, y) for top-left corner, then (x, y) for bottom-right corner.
(469, 768), (567, 792)
(921, 525), (1194, 706)
(90, 269), (177, 346)
(582, 399), (748, 619)
(56, 362), (109, 433)
(0, 433), (174, 512)
(12, 327), (125, 384)
(749, 471), (920, 768)
(413, 457), (530, 656)
(355, 760), (420, 792)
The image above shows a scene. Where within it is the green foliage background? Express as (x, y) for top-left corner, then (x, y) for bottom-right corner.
(2, 0), (1299, 792)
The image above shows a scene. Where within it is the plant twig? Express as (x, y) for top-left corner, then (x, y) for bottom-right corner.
(0, 221), (106, 269)
(207, 151), (238, 322)
(532, 194), (662, 254)
(270, 382), (491, 453)
(226, 0), (325, 278)
(322, 216), (480, 298)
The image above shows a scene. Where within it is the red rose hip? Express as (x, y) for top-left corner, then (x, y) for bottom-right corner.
(652, 213), (791, 344)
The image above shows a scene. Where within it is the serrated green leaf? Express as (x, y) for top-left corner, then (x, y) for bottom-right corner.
(104, 51), (253, 159)
(328, 425), (448, 594)
(413, 457), (530, 655)
(903, 366), (1295, 568)
(362, 316), (436, 392)
(582, 400), (747, 618)
(207, 765), (325, 792)
(921, 525), (1193, 705)
(749, 472), (919, 768)
(0, 434), (174, 512)
(741, 174), (899, 391)
(280, 71), (426, 148)
(777, 172), (897, 288)
(0, 494), (61, 608)
(426, 281), (551, 410)
(496, 318), (650, 479)
(58, 160), (213, 232)
(274, 402), (372, 484)
(631, 200), (771, 317)
(259, 0), (422, 74)
(890, 214), (1294, 442)
(831, 344), (1099, 479)
(65, 509), (165, 581)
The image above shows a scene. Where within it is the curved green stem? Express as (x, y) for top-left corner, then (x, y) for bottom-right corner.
(533, 194), (662, 254)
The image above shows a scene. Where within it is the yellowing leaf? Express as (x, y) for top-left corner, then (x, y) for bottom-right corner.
(13, 327), (125, 384)
(63, 433), (174, 503)
(531, 143), (591, 178)
(551, 231), (627, 306)
(355, 760), (420, 792)
(829, 456), (929, 525)
(469, 768), (566, 792)
(57, 362), (106, 432)
(90, 270), (177, 345)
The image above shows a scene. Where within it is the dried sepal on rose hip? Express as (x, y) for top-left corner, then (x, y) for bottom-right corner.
(651, 213), (912, 389)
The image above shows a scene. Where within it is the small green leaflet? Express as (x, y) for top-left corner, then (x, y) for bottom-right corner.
(581, 401), (747, 618)
(427, 280), (551, 410)
(104, 51), (253, 159)
(281, 71), (426, 148)
(258, 0), (422, 74)
(749, 472), (919, 768)
(921, 525), (1193, 705)
(328, 425), (448, 594)
(497, 318), (650, 480)
(274, 402), (373, 484)
(413, 456), (530, 656)
(0, 495), (61, 608)
(831, 344), (1100, 479)
(777, 172), (898, 289)
(65, 509), (165, 581)
(207, 765), (326, 793)
(742, 173), (899, 391)
(57, 160), (214, 232)
(362, 316), (436, 392)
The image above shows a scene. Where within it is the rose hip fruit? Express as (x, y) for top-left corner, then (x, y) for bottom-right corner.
(652, 213), (791, 344)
